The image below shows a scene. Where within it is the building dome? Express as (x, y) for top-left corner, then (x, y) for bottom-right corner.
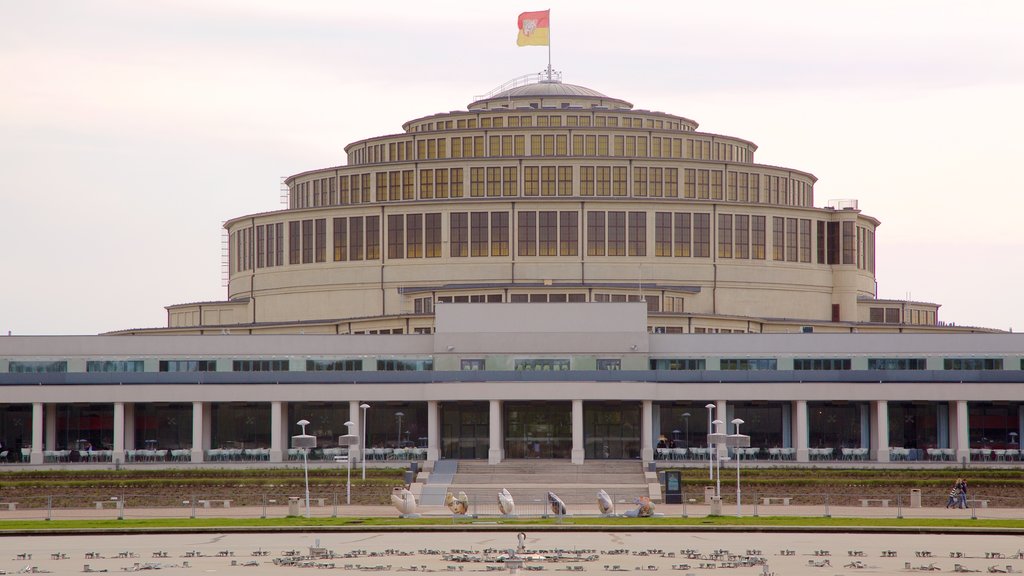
(468, 78), (633, 110)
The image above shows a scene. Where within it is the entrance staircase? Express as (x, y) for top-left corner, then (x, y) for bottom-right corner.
(431, 459), (658, 507)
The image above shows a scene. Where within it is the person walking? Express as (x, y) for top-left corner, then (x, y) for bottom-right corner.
(945, 481), (960, 509)
(957, 478), (969, 509)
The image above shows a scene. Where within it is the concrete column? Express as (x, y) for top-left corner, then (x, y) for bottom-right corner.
(714, 400), (727, 461)
(123, 403), (135, 451)
(113, 402), (126, 463)
(488, 399), (503, 465)
(793, 400), (809, 462)
(30, 402), (44, 464)
(870, 400), (890, 462)
(427, 400), (440, 462)
(571, 399), (584, 464)
(951, 400), (969, 462)
(45, 403), (56, 451)
(641, 400), (654, 463)
(348, 401), (362, 463)
(190, 401), (208, 462)
(269, 400), (286, 463)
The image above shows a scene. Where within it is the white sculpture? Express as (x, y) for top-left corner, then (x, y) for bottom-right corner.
(445, 491), (469, 515)
(498, 488), (515, 516)
(547, 491), (567, 516)
(390, 486), (417, 516)
(597, 489), (614, 515)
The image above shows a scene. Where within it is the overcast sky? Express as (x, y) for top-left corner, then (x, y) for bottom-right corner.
(2, 1), (1023, 335)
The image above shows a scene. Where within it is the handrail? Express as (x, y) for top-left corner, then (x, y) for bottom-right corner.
(474, 71), (563, 101)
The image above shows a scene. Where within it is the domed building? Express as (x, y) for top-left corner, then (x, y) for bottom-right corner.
(145, 73), (954, 336)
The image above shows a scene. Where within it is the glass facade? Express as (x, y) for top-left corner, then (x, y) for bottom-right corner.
(503, 401), (572, 458)
(968, 402), (1022, 449)
(133, 403), (192, 450)
(0, 404), (31, 460)
(729, 402), (786, 448)
(362, 402), (427, 449)
(440, 402), (489, 459)
(656, 401), (711, 449)
(211, 403), (270, 449)
(584, 401), (640, 459)
(888, 401), (941, 451)
(56, 403), (114, 451)
(287, 402), (354, 456)
(808, 401), (865, 450)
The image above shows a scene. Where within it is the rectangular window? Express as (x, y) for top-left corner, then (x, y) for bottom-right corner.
(772, 216), (785, 261)
(470, 167), (485, 197)
(711, 170), (723, 199)
(425, 213), (442, 258)
(450, 212), (468, 257)
(256, 225), (265, 268)
(349, 217), (363, 260)
(470, 212), (489, 256)
(523, 166), (539, 196)
(539, 211), (558, 256)
(289, 221), (300, 264)
(735, 214), (749, 259)
(628, 211), (646, 256)
(752, 215), (766, 259)
(684, 169), (696, 198)
(597, 359), (622, 371)
(402, 170), (414, 199)
(301, 219), (313, 264)
(580, 166), (595, 196)
(943, 358), (1003, 370)
(718, 214), (733, 258)
(793, 358), (851, 370)
(720, 359), (777, 371)
(799, 219), (811, 263)
(613, 166), (628, 196)
(306, 359), (362, 371)
(674, 213), (691, 257)
(388, 171), (400, 201)
(786, 217), (798, 262)
(649, 359), (706, 370)
(8, 361), (68, 373)
(315, 218), (326, 262)
(608, 211), (626, 256)
(333, 217), (347, 261)
(419, 169), (433, 199)
(460, 359), (486, 371)
(486, 166), (501, 197)
(503, 166), (518, 196)
(559, 211), (578, 256)
(557, 166), (572, 196)
(587, 211), (605, 256)
(693, 213), (710, 257)
(634, 167), (648, 197)
(541, 166), (556, 196)
(655, 213), (672, 257)
(650, 167), (663, 197)
(365, 215), (380, 260)
(518, 211), (537, 256)
(697, 169), (709, 199)
(491, 212), (509, 256)
(86, 360), (145, 372)
(596, 166), (611, 196)
(272, 223), (283, 267)
(377, 359), (433, 371)
(514, 359), (571, 371)
(159, 360), (217, 372)
(827, 221), (840, 264)
(842, 220), (855, 264)
(436, 169), (449, 199)
(867, 358), (926, 370)
(406, 214), (423, 258)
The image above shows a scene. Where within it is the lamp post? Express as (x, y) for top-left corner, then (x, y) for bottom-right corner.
(704, 404), (716, 480)
(682, 412), (691, 448)
(395, 411), (405, 448)
(711, 419), (724, 498)
(341, 421), (355, 505)
(728, 418), (750, 517)
(360, 403), (370, 480)
(291, 419), (315, 518)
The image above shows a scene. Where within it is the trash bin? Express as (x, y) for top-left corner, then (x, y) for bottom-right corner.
(704, 486), (716, 504)
(709, 496), (723, 516)
(910, 489), (922, 508)
(288, 497), (301, 516)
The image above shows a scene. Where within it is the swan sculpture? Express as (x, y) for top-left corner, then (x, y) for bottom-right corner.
(497, 488), (515, 516)
(547, 491), (567, 516)
(390, 486), (417, 516)
(597, 489), (614, 515)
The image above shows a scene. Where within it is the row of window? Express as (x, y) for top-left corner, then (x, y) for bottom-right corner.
(235, 211), (874, 273)
(5, 358), (1018, 373)
(406, 112), (691, 134)
(291, 166), (811, 209)
(869, 306), (937, 326)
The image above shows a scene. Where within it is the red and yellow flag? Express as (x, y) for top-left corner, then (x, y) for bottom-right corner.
(517, 10), (550, 46)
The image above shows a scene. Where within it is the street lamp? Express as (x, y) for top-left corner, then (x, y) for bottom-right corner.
(710, 419), (725, 498)
(682, 412), (691, 448)
(340, 421), (356, 505)
(395, 411), (405, 447)
(704, 404), (716, 480)
(728, 418), (750, 517)
(291, 419), (316, 518)
(360, 403), (370, 480)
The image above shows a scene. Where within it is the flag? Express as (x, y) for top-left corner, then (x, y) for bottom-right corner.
(517, 10), (550, 47)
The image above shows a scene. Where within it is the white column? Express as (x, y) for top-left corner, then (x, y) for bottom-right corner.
(123, 403), (135, 451)
(113, 402), (126, 463)
(715, 400), (727, 461)
(793, 400), (809, 462)
(269, 401), (286, 462)
(30, 402), (44, 464)
(571, 400), (584, 464)
(488, 399), (503, 465)
(427, 400), (440, 462)
(45, 403), (57, 451)
(348, 401), (362, 463)
(641, 400), (654, 463)
(951, 400), (969, 463)
(191, 401), (207, 462)
(870, 400), (890, 462)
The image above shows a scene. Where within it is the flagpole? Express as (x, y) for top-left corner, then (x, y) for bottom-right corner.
(547, 10), (552, 80)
